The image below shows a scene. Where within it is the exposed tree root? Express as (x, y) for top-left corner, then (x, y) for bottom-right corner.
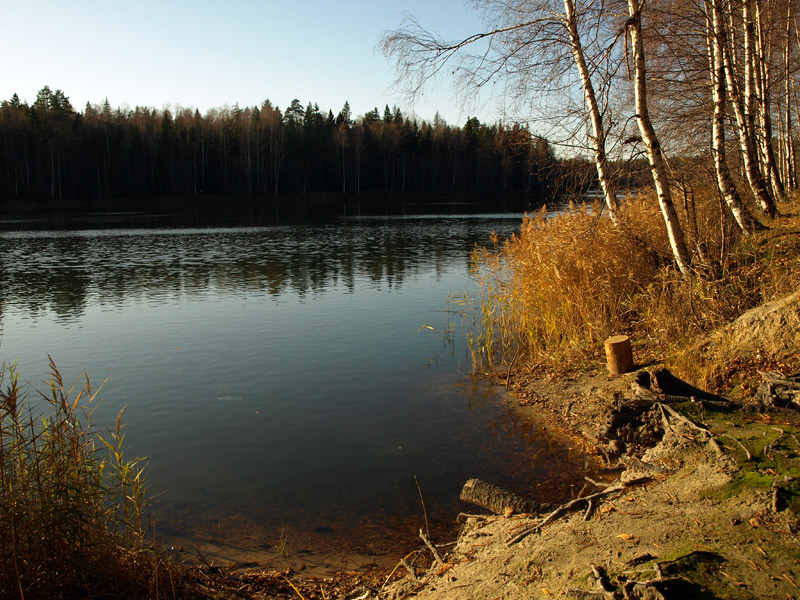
(506, 477), (651, 546)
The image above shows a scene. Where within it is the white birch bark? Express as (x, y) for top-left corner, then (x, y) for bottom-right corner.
(707, 0), (758, 234)
(754, 0), (785, 200)
(785, 1), (796, 189)
(563, 0), (620, 224)
(627, 0), (691, 277)
(723, 0), (777, 217)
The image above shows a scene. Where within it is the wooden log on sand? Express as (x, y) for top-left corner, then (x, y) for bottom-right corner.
(460, 478), (549, 516)
(604, 335), (634, 375)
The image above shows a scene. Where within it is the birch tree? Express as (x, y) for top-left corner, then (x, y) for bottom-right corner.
(721, 0), (779, 217)
(626, 0), (692, 276)
(753, 0), (785, 201)
(381, 0), (624, 222)
(382, 0), (698, 274)
(563, 0), (620, 223)
(705, 0), (760, 233)
(782, 0), (797, 190)
(626, 0), (784, 232)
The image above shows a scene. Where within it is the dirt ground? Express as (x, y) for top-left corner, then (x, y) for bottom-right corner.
(380, 378), (800, 600)
(373, 292), (800, 600)
(190, 293), (800, 599)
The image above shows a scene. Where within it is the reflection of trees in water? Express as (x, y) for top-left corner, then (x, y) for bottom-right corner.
(0, 219), (519, 320)
(0, 235), (92, 320)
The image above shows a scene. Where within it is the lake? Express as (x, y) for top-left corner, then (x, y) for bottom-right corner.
(0, 211), (583, 569)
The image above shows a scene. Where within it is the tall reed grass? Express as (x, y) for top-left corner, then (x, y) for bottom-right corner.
(0, 357), (170, 599)
(470, 191), (800, 379)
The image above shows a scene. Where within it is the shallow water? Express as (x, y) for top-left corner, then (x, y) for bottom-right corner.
(0, 212), (582, 566)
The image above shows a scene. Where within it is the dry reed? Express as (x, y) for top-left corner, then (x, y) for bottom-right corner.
(470, 190), (800, 382)
(0, 357), (176, 599)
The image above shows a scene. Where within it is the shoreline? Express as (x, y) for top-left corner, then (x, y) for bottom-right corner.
(382, 372), (799, 600)
(153, 373), (596, 579)
(376, 293), (800, 599)
(186, 358), (800, 599)
(150, 292), (800, 599)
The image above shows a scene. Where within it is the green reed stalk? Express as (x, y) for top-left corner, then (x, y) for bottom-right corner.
(0, 357), (160, 599)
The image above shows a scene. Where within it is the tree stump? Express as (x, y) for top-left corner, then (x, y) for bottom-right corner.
(605, 335), (634, 375)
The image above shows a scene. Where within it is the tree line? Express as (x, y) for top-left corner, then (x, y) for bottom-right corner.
(0, 87), (559, 211)
(383, 0), (799, 276)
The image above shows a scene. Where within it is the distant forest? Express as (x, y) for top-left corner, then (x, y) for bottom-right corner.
(0, 86), (572, 214)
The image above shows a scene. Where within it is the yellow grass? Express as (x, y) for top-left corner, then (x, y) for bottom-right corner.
(470, 191), (800, 384)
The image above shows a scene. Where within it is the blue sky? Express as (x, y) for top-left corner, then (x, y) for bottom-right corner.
(1, 0), (503, 126)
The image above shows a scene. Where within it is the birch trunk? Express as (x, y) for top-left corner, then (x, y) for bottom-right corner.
(786, 1), (796, 189)
(563, 0), (620, 224)
(744, 0), (758, 157)
(627, 0), (691, 277)
(707, 0), (758, 234)
(754, 0), (785, 200)
(723, 0), (777, 217)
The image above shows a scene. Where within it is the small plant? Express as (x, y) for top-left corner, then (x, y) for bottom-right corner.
(275, 526), (290, 559)
(0, 356), (171, 599)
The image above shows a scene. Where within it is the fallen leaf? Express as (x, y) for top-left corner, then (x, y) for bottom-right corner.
(617, 533), (635, 540)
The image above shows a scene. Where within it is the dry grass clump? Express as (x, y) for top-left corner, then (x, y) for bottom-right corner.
(667, 202), (800, 392)
(0, 357), (178, 599)
(470, 190), (799, 377)
(470, 198), (659, 369)
(470, 193), (680, 370)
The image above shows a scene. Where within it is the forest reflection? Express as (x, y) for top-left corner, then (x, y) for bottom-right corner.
(0, 215), (519, 320)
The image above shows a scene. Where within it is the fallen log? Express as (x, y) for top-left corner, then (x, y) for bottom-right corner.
(459, 478), (552, 516)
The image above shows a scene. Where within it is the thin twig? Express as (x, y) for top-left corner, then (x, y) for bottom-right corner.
(507, 477), (650, 546)
(657, 403), (724, 456)
(419, 529), (444, 566)
(720, 434), (752, 460)
(584, 498), (595, 521)
(381, 551), (418, 589)
(414, 474), (430, 538)
(282, 576), (307, 600)
(457, 512), (494, 521)
(764, 428), (785, 457)
(401, 558), (418, 580)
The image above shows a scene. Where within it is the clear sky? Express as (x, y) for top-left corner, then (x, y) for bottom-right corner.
(1, 0), (504, 126)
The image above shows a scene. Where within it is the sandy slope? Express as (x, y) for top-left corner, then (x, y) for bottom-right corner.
(381, 293), (800, 600)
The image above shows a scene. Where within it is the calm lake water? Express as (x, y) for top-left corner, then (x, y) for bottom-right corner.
(0, 212), (582, 567)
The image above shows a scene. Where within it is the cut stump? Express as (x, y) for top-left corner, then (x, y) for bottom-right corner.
(605, 335), (634, 375)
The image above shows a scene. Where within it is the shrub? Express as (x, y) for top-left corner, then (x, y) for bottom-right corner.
(0, 357), (169, 599)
